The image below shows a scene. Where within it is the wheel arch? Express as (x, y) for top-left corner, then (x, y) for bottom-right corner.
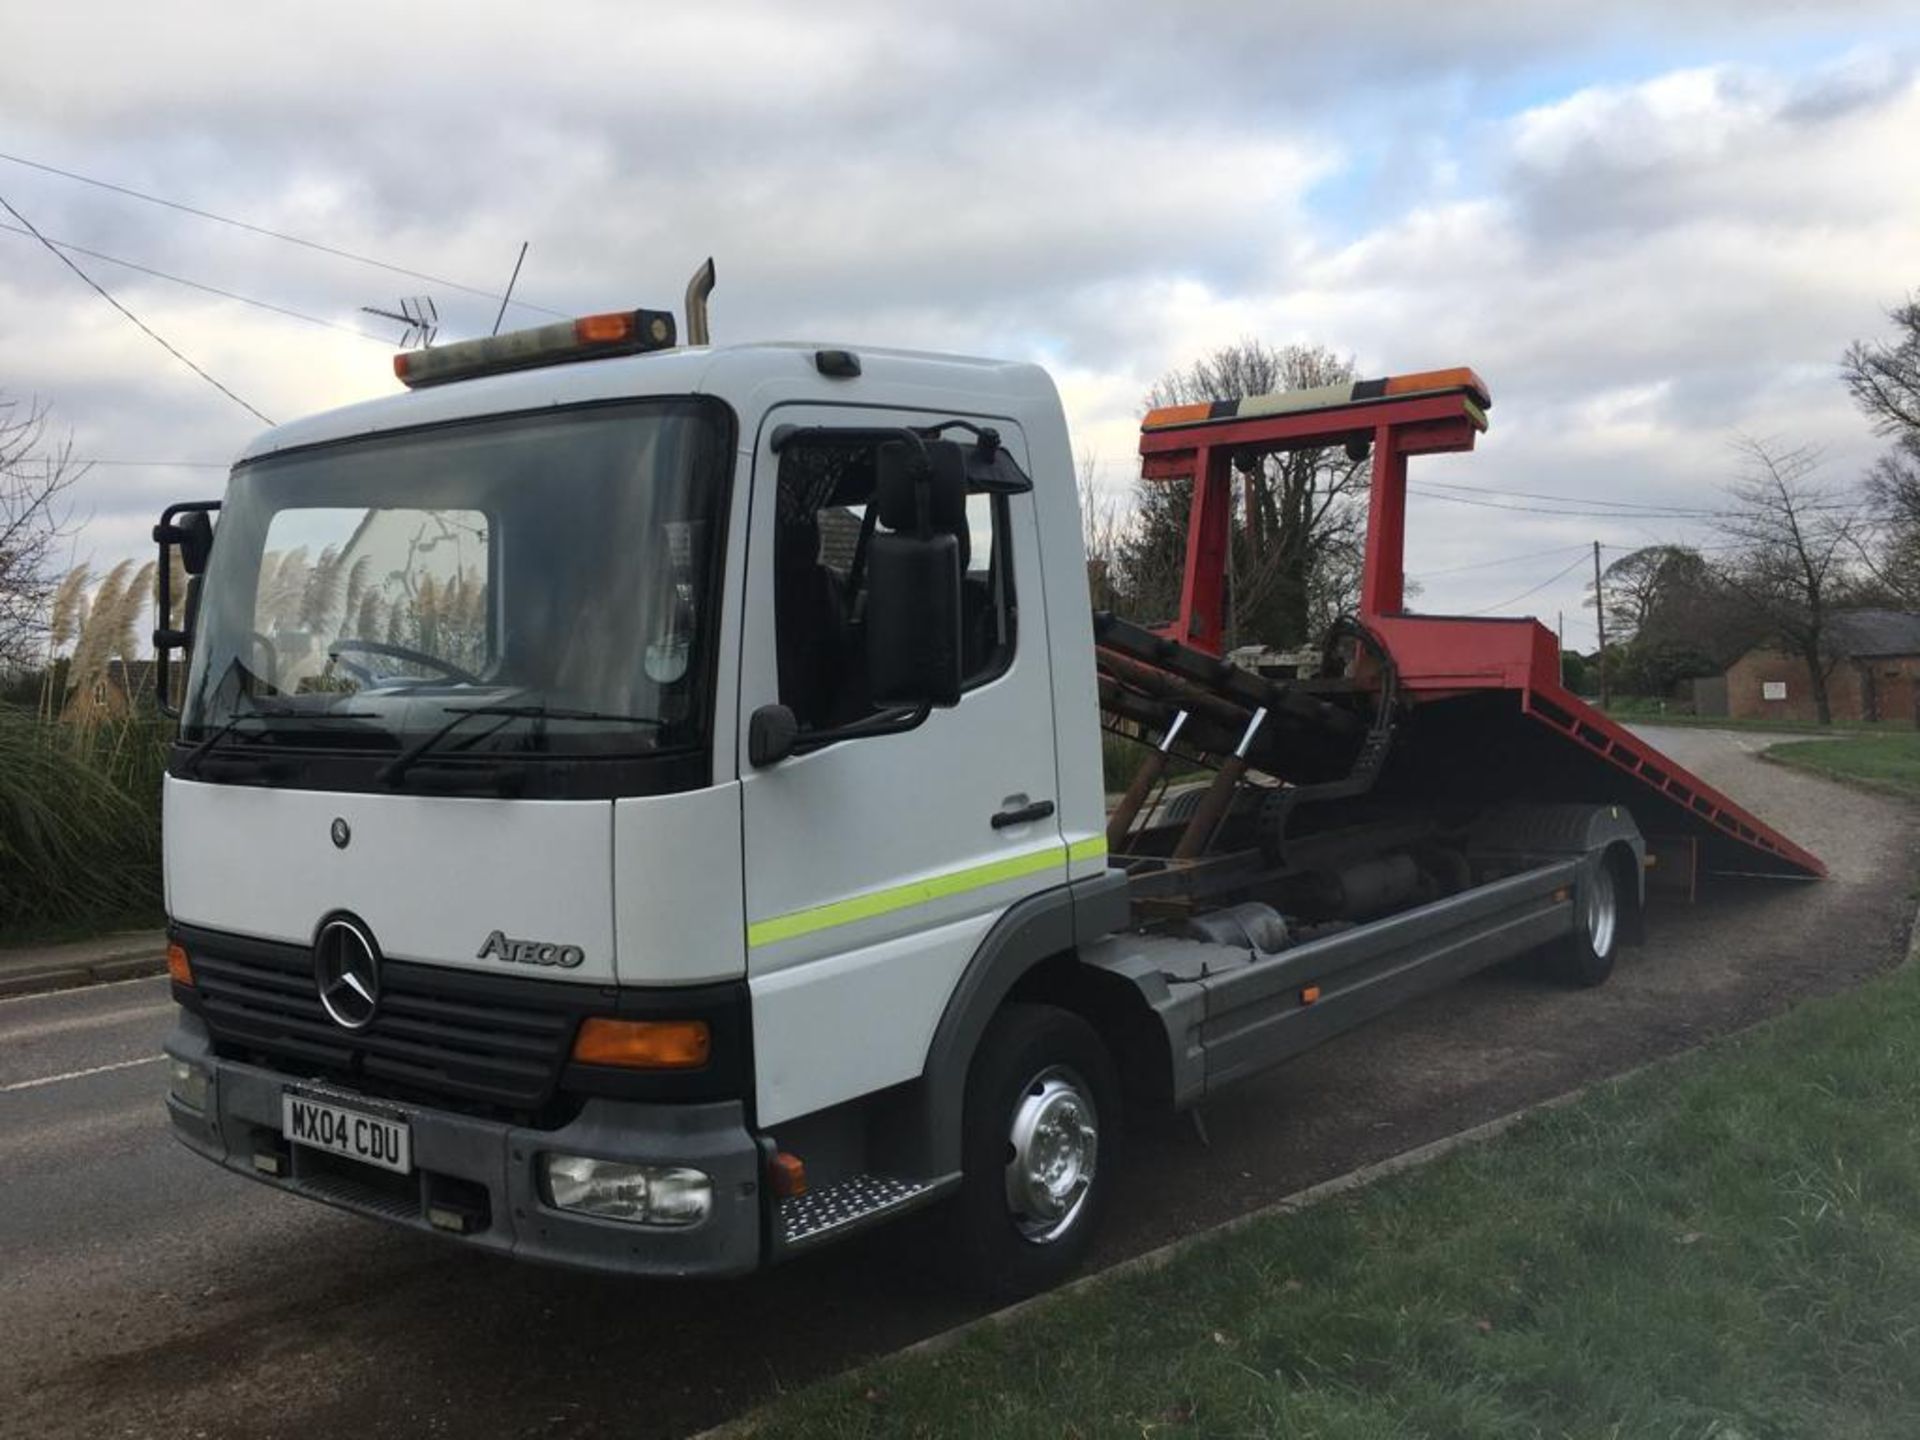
(891, 871), (1132, 1178)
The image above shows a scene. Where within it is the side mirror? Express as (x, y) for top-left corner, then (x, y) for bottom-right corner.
(174, 509), (215, 575)
(152, 499), (221, 719)
(865, 530), (962, 708)
(748, 703), (800, 767)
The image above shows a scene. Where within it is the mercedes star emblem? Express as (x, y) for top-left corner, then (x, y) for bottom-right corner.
(313, 919), (380, 1029)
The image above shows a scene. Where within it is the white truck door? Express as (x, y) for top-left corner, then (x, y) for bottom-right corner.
(738, 405), (1067, 1126)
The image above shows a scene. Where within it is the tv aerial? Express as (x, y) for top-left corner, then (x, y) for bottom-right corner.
(362, 295), (439, 348)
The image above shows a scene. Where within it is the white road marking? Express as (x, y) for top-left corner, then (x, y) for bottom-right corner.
(0, 1055), (165, 1094)
(0, 973), (169, 1008)
(0, 999), (174, 1044)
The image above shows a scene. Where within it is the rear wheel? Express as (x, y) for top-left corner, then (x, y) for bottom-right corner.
(945, 1004), (1119, 1301)
(1548, 858), (1620, 987)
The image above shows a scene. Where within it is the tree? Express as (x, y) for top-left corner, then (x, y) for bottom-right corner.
(1842, 296), (1920, 603)
(1, 396), (86, 673)
(1114, 341), (1365, 650)
(1597, 544), (1763, 678)
(1712, 438), (1867, 726)
(1842, 295), (1920, 439)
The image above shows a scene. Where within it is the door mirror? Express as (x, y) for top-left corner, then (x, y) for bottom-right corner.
(174, 508), (215, 575)
(865, 530), (962, 708)
(748, 703), (800, 767)
(152, 500), (221, 719)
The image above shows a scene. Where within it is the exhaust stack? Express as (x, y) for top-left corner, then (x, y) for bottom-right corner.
(685, 258), (716, 347)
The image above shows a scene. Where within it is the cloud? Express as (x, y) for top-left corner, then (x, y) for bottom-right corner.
(4, 3), (1919, 647)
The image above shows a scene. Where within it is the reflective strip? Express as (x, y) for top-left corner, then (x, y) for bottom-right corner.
(1067, 835), (1107, 863)
(748, 843), (1068, 949)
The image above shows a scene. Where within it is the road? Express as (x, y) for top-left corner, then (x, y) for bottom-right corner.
(3, 728), (1915, 1439)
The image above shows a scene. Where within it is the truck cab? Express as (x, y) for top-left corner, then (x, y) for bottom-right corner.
(161, 322), (1119, 1285)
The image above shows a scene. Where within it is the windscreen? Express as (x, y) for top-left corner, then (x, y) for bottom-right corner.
(181, 398), (731, 778)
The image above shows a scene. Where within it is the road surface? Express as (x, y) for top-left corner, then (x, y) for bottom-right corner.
(3, 728), (1914, 1438)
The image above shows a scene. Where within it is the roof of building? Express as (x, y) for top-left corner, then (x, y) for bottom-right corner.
(1828, 609), (1920, 657)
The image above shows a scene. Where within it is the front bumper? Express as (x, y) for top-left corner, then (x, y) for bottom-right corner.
(164, 1013), (763, 1277)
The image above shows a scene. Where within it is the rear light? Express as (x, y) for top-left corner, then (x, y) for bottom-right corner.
(571, 1017), (711, 1070)
(166, 942), (194, 986)
(394, 307), (676, 389)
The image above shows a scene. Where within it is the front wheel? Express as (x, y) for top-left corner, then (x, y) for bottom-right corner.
(945, 1004), (1119, 1301)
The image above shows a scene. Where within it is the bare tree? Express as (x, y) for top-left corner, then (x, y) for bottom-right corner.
(1118, 341), (1365, 649)
(1842, 295), (1920, 602)
(1842, 295), (1920, 437)
(1076, 451), (1125, 612)
(1, 396), (87, 673)
(1713, 438), (1866, 726)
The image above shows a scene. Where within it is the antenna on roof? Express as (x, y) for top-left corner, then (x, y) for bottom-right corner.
(361, 295), (438, 348)
(491, 242), (529, 336)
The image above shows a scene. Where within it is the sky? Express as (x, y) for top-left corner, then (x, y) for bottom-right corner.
(4, 0), (1918, 649)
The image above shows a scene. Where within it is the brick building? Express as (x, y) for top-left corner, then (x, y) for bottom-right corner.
(1725, 610), (1920, 723)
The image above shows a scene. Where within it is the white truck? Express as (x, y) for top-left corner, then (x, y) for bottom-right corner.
(157, 281), (1649, 1297)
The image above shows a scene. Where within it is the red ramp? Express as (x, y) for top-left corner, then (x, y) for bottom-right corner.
(1136, 371), (1824, 880)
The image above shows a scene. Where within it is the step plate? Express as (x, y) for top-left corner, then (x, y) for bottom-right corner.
(778, 1174), (934, 1248)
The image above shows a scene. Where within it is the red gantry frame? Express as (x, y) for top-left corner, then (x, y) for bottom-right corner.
(1132, 369), (1825, 879)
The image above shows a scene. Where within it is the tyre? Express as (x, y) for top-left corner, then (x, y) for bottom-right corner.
(1547, 855), (1622, 988)
(944, 1003), (1119, 1301)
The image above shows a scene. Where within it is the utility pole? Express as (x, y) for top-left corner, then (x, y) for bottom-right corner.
(1593, 540), (1610, 711)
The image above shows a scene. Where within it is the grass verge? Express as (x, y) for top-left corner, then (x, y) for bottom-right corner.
(1764, 733), (1920, 801)
(735, 958), (1920, 1438)
(1602, 700), (1912, 736)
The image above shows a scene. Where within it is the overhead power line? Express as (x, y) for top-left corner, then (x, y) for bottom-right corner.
(1411, 484), (1861, 521)
(0, 220), (388, 343)
(0, 148), (567, 319)
(1466, 553), (1592, 616)
(0, 189), (272, 425)
(1409, 541), (1591, 579)
(1416, 478), (1728, 516)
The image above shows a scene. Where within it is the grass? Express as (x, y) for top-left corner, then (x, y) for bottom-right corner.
(1765, 732), (1920, 801)
(0, 704), (168, 941)
(1602, 696), (1912, 736)
(735, 957), (1920, 1438)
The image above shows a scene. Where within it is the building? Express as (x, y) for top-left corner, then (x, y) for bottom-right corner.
(1725, 610), (1920, 723)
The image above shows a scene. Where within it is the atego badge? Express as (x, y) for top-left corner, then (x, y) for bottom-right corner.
(477, 930), (586, 969)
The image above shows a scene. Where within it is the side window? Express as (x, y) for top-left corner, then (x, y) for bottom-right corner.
(773, 439), (1016, 732)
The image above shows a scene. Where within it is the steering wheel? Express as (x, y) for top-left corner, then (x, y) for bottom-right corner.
(327, 638), (482, 687)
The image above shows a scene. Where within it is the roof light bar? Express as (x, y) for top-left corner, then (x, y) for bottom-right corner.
(394, 308), (678, 389)
(1141, 366), (1492, 432)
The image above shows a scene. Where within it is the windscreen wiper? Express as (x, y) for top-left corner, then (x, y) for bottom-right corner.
(378, 704), (662, 787)
(179, 708), (377, 778)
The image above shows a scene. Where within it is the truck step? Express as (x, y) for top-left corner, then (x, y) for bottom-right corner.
(778, 1174), (937, 1249)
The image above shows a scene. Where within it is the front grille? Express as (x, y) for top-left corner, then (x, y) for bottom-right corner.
(182, 929), (596, 1116)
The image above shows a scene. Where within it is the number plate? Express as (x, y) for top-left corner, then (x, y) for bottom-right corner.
(282, 1091), (412, 1175)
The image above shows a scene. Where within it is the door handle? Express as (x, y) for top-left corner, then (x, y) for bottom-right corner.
(991, 799), (1055, 829)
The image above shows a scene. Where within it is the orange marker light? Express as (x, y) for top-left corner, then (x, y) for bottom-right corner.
(1140, 401), (1215, 430)
(166, 941), (194, 986)
(573, 312), (636, 345)
(1300, 984), (1321, 1006)
(572, 1017), (711, 1070)
(1383, 366), (1492, 408)
(769, 1151), (809, 1198)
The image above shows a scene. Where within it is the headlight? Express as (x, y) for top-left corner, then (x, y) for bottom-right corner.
(168, 1057), (210, 1111)
(540, 1155), (711, 1227)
